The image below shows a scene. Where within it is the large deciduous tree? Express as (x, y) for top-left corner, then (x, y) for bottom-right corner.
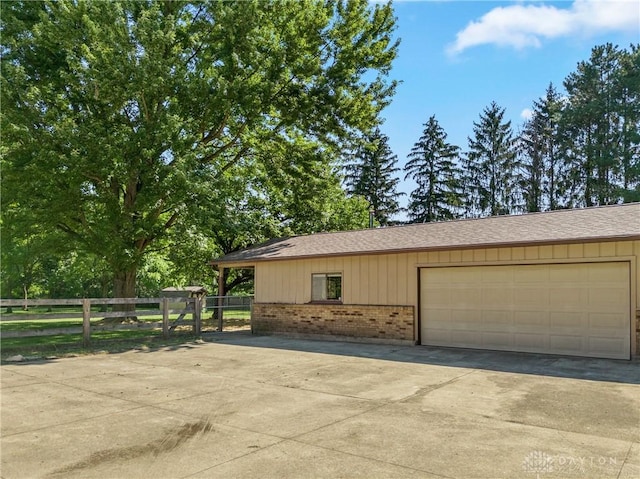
(1, 0), (398, 298)
(404, 115), (462, 223)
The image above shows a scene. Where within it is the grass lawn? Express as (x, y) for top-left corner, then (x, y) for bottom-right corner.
(1, 318), (101, 332)
(1, 308), (250, 331)
(1, 307), (251, 360)
(1, 330), (203, 360)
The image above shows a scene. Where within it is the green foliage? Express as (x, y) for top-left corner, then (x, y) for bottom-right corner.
(1, 0), (398, 297)
(561, 43), (640, 207)
(409, 43), (638, 221)
(345, 127), (403, 225)
(202, 134), (374, 294)
(519, 83), (565, 212)
(404, 115), (462, 222)
(256, 136), (373, 235)
(464, 102), (519, 217)
(3, 1), (635, 304)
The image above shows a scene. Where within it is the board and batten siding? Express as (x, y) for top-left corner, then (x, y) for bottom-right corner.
(248, 239), (640, 353)
(254, 253), (413, 306)
(254, 240), (638, 305)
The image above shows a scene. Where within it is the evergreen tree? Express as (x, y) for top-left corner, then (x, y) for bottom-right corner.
(519, 83), (565, 212)
(404, 115), (462, 222)
(614, 45), (640, 202)
(464, 102), (519, 217)
(562, 43), (639, 206)
(345, 128), (403, 225)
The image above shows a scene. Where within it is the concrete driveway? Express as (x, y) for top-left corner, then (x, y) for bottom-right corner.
(2, 333), (639, 479)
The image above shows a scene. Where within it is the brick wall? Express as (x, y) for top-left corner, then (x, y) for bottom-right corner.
(252, 303), (415, 342)
(636, 310), (640, 357)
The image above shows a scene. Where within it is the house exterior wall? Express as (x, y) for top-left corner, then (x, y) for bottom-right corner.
(248, 239), (640, 354)
(252, 303), (414, 342)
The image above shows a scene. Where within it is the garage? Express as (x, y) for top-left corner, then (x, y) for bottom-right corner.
(217, 203), (640, 357)
(420, 262), (631, 359)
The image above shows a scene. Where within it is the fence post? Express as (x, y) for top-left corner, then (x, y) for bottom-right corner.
(217, 299), (223, 332)
(249, 297), (254, 334)
(162, 297), (169, 339)
(193, 296), (201, 335)
(217, 267), (225, 332)
(82, 299), (91, 347)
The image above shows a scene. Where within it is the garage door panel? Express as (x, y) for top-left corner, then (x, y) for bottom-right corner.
(588, 313), (627, 330)
(589, 338), (627, 357)
(549, 264), (588, 282)
(457, 289), (483, 305)
(514, 266), (548, 282)
(589, 263), (626, 281)
(513, 287), (549, 305)
(482, 288), (509, 308)
(549, 335), (584, 352)
(482, 332), (512, 349)
(427, 329), (453, 343)
(421, 262), (630, 359)
(589, 288), (628, 307)
(426, 290), (453, 308)
(439, 286), (476, 300)
(450, 309), (480, 321)
(457, 331), (480, 345)
(549, 312), (584, 329)
(482, 268), (513, 282)
(514, 311), (549, 329)
(481, 311), (511, 330)
(515, 333), (548, 349)
(447, 268), (480, 283)
(428, 309), (452, 322)
(550, 288), (589, 308)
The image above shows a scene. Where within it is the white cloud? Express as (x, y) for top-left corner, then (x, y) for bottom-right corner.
(520, 108), (533, 120)
(447, 0), (640, 56)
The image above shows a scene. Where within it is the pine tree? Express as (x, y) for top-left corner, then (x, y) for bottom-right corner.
(613, 45), (640, 202)
(464, 102), (518, 217)
(345, 128), (403, 225)
(562, 43), (636, 206)
(404, 115), (462, 222)
(519, 83), (565, 212)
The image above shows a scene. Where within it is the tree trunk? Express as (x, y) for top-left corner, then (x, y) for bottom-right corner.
(113, 268), (137, 317)
(22, 284), (29, 311)
(99, 274), (110, 311)
(113, 268), (136, 297)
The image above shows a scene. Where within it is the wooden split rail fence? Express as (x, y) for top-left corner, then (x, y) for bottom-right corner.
(0, 297), (202, 347)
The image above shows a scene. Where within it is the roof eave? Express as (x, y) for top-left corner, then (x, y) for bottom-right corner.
(212, 233), (640, 265)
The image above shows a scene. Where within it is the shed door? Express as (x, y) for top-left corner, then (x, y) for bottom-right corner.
(420, 262), (630, 359)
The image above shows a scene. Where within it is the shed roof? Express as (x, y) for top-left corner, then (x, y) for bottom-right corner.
(161, 286), (208, 294)
(214, 203), (640, 265)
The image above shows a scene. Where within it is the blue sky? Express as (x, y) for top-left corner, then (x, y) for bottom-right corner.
(380, 0), (640, 204)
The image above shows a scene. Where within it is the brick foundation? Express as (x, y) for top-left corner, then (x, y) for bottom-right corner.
(252, 303), (415, 342)
(636, 310), (640, 357)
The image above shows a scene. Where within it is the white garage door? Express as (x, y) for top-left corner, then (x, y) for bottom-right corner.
(420, 262), (630, 359)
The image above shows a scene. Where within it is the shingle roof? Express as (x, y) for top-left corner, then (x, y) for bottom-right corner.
(214, 203), (640, 265)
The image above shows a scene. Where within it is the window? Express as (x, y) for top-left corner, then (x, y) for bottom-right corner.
(311, 273), (342, 302)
